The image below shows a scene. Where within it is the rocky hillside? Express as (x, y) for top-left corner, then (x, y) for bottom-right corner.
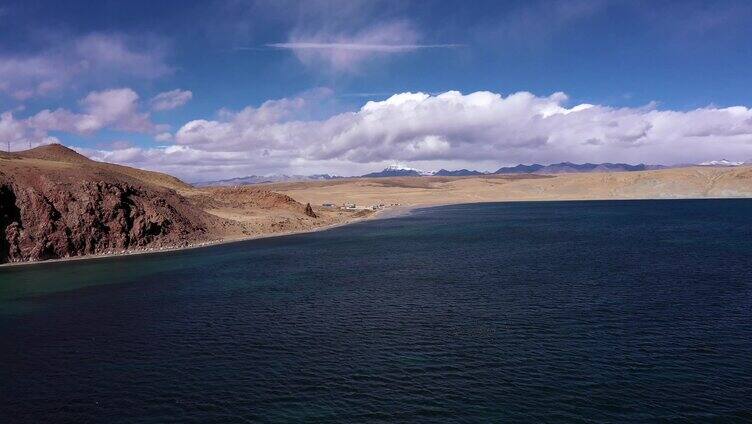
(0, 145), (216, 263)
(0, 144), (327, 264)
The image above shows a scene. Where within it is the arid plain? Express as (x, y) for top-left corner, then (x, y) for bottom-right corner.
(271, 166), (752, 209)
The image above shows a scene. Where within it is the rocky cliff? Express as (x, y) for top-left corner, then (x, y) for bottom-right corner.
(0, 180), (210, 263)
(0, 145), (212, 263)
(0, 144), (333, 265)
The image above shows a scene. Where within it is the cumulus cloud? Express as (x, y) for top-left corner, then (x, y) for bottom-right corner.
(175, 96), (306, 151)
(2, 87), (164, 151)
(273, 21), (458, 72)
(0, 33), (172, 99)
(163, 90), (752, 175)
(0, 111), (60, 150)
(29, 88), (161, 135)
(8, 88), (752, 180)
(151, 89), (193, 111)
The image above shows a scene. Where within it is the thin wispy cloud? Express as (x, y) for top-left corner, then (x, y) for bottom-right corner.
(151, 89), (193, 111)
(266, 42), (462, 52)
(275, 20), (459, 72)
(0, 33), (171, 99)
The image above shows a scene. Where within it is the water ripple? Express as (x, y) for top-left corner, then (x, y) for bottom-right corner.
(1, 199), (751, 423)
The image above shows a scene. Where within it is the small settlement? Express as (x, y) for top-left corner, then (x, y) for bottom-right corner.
(321, 202), (400, 211)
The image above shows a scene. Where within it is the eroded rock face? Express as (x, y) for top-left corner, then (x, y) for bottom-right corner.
(0, 180), (207, 263)
(304, 203), (317, 218)
(0, 185), (22, 263)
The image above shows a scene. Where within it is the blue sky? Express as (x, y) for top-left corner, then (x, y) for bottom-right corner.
(1, 0), (752, 179)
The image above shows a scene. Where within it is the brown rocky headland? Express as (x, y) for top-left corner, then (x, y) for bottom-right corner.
(0, 145), (362, 264)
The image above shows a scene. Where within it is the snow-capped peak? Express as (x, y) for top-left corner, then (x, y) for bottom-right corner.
(384, 163), (434, 175)
(699, 159), (745, 166)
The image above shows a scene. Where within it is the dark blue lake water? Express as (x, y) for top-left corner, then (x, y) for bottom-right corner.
(1, 200), (751, 423)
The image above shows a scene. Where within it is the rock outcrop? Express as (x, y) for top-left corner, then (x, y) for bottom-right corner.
(304, 203), (317, 218)
(0, 145), (215, 263)
(0, 179), (209, 263)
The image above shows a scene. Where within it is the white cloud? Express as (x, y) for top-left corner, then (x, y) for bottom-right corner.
(0, 112), (27, 145)
(8, 88), (752, 180)
(0, 33), (172, 99)
(155, 132), (174, 142)
(29, 88), (160, 135)
(174, 97), (307, 151)
(79, 145), (290, 181)
(151, 89), (193, 111)
(2, 87), (164, 151)
(0, 111), (60, 150)
(269, 42), (460, 52)
(73, 34), (172, 79)
(166, 90), (752, 172)
(275, 20), (457, 72)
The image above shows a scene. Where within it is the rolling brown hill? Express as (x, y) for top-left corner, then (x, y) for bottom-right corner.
(0, 144), (335, 264)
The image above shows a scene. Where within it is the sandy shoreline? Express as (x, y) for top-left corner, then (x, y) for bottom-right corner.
(2, 194), (751, 269)
(0, 204), (418, 269)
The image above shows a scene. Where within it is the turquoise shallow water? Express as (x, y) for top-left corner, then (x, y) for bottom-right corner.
(1, 199), (751, 422)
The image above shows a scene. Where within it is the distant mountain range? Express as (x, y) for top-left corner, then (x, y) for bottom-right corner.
(434, 169), (486, 176)
(195, 160), (748, 186)
(361, 164), (434, 178)
(494, 162), (666, 174)
(698, 159), (746, 166)
(194, 174), (340, 187)
(363, 162), (667, 178)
